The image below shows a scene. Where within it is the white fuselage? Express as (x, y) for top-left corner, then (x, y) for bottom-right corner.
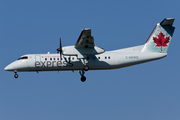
(4, 45), (167, 72)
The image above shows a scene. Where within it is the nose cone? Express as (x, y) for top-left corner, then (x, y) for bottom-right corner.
(4, 64), (14, 71)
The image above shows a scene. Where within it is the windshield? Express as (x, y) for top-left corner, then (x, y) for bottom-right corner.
(17, 56), (28, 60)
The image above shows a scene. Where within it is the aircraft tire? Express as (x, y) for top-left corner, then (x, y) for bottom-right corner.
(14, 73), (18, 78)
(81, 76), (86, 82)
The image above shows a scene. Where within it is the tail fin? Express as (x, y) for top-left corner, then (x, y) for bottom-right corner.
(142, 18), (175, 53)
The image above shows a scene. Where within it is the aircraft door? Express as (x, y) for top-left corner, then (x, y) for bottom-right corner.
(35, 55), (41, 67)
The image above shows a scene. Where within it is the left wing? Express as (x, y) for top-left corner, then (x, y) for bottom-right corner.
(75, 29), (94, 48)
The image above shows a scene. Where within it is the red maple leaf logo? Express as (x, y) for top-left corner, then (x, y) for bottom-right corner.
(153, 32), (170, 52)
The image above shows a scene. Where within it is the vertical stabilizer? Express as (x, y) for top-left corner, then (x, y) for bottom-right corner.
(142, 18), (175, 53)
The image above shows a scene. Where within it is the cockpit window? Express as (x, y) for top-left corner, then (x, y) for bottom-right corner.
(17, 56), (28, 60)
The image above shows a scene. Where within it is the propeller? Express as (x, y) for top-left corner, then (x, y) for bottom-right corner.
(57, 38), (63, 60)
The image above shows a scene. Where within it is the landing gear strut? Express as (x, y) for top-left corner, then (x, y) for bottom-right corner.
(14, 72), (18, 78)
(79, 70), (86, 82)
(80, 58), (89, 71)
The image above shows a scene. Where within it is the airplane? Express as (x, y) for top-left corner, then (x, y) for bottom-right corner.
(4, 18), (175, 82)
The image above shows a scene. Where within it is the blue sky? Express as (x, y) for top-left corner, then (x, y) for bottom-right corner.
(1, 0), (180, 120)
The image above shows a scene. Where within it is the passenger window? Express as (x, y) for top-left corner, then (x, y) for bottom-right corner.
(108, 56), (110, 59)
(57, 58), (59, 60)
(98, 57), (100, 59)
(54, 58), (56, 60)
(105, 57), (107, 59)
(50, 58), (52, 60)
(45, 58), (47, 60)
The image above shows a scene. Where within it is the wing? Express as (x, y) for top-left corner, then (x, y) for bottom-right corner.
(63, 29), (105, 58)
(75, 29), (94, 48)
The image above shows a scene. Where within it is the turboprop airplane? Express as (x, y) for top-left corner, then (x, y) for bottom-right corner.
(4, 18), (175, 82)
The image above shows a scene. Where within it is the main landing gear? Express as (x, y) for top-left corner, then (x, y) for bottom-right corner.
(79, 70), (86, 82)
(79, 59), (89, 82)
(79, 64), (89, 82)
(14, 72), (18, 78)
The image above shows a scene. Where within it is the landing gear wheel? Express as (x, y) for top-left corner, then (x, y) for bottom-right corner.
(83, 65), (89, 71)
(14, 73), (18, 78)
(81, 76), (86, 82)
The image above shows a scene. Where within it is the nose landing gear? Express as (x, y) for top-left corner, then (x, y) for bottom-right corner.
(14, 72), (18, 78)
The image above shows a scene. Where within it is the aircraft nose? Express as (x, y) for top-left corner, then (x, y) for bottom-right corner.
(4, 64), (14, 71)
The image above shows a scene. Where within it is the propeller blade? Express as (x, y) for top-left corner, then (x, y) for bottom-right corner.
(56, 38), (63, 60)
(59, 38), (62, 60)
(60, 38), (62, 51)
